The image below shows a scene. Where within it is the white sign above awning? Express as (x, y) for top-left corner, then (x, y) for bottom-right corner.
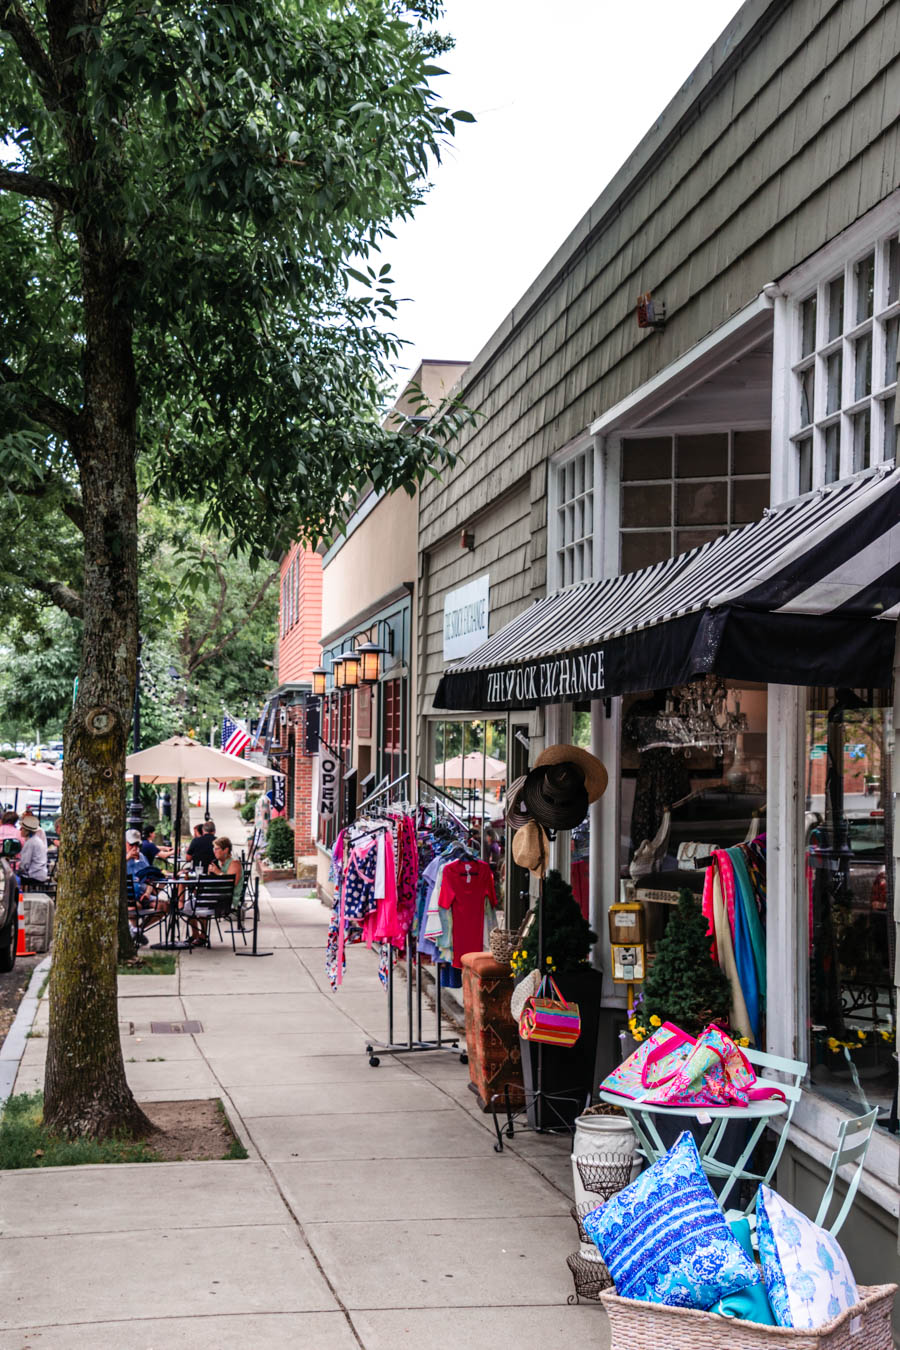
(443, 573), (490, 661)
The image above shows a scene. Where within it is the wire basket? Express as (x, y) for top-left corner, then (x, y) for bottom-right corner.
(571, 1200), (606, 1246)
(566, 1250), (613, 1304)
(576, 1152), (635, 1200)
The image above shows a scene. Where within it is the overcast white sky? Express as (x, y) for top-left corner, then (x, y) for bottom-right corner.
(386, 0), (747, 393)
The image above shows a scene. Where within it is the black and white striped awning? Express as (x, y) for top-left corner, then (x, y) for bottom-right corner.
(434, 465), (900, 711)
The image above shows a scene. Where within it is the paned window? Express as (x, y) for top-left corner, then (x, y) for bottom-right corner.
(619, 431), (770, 572)
(792, 231), (900, 492)
(551, 445), (596, 588)
(380, 677), (405, 788)
(806, 688), (894, 1132)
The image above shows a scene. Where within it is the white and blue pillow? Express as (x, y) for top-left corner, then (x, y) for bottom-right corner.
(583, 1131), (760, 1310)
(757, 1185), (858, 1329)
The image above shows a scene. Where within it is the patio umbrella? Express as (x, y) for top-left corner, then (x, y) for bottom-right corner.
(125, 735), (281, 871)
(432, 752), (507, 785)
(0, 759), (64, 810)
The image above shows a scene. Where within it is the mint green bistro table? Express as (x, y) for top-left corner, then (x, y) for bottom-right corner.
(598, 1089), (788, 1209)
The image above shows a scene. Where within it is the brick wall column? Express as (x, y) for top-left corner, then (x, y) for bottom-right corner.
(287, 705), (316, 858)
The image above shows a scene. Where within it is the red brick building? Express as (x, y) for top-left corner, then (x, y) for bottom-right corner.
(269, 542), (322, 868)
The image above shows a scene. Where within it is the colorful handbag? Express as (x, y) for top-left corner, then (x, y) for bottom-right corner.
(600, 1021), (696, 1100)
(641, 1024), (785, 1107)
(518, 975), (581, 1046)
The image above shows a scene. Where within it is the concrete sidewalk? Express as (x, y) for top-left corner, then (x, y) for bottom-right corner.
(0, 795), (608, 1347)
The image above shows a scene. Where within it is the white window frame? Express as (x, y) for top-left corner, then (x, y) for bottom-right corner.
(547, 436), (603, 591)
(773, 192), (900, 500)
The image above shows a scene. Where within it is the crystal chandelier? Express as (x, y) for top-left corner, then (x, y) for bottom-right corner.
(635, 676), (747, 757)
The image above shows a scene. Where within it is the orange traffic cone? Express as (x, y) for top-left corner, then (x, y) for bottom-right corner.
(16, 889), (36, 958)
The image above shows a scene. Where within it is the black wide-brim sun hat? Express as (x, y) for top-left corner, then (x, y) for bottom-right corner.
(520, 743), (608, 832)
(523, 763), (589, 830)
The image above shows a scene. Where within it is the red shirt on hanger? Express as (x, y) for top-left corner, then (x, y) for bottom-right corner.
(439, 858), (499, 968)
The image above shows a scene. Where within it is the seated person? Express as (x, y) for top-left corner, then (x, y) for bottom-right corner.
(182, 835), (242, 946)
(185, 819), (216, 872)
(0, 809), (20, 841)
(126, 831), (166, 935)
(209, 835), (243, 893)
(18, 813), (48, 885)
(140, 824), (173, 868)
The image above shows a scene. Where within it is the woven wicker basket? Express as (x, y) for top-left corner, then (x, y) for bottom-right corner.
(488, 913), (529, 966)
(600, 1285), (896, 1350)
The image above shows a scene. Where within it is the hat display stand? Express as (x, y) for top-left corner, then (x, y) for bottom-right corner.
(489, 844), (592, 1151)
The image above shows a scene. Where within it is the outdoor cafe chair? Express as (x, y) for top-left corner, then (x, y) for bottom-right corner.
(813, 1106), (879, 1238)
(705, 1046), (808, 1214)
(191, 876), (236, 950)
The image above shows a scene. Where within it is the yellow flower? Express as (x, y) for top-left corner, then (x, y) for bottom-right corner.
(649, 1015), (661, 1028)
(736, 1037), (750, 1048)
(628, 1018), (636, 1032)
(826, 1037), (840, 1052)
(856, 1029), (866, 1040)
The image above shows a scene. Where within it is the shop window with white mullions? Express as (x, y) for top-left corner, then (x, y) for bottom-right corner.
(550, 444), (597, 589)
(792, 233), (900, 493)
(806, 688), (895, 1132)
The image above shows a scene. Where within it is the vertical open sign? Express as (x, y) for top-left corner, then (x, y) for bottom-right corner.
(318, 751), (339, 819)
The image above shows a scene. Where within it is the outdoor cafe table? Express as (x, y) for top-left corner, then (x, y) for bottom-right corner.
(151, 875), (207, 950)
(598, 1088), (788, 1208)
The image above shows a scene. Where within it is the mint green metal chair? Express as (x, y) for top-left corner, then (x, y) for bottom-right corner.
(712, 1046), (807, 1213)
(813, 1106), (879, 1238)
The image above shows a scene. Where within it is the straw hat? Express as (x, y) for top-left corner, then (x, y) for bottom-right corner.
(533, 744), (608, 803)
(504, 774), (530, 828)
(510, 967), (541, 1023)
(511, 820), (550, 877)
(20, 813), (40, 834)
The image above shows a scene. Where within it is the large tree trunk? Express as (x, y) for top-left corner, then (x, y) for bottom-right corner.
(43, 242), (152, 1139)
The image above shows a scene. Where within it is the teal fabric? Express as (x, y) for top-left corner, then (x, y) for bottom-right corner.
(729, 847), (767, 999)
(708, 1217), (775, 1325)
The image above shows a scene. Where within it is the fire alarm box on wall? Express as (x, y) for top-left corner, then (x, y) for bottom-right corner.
(608, 899), (646, 985)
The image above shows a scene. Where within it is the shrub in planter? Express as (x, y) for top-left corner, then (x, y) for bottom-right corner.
(632, 888), (731, 1039)
(240, 792), (260, 822)
(265, 816), (294, 866)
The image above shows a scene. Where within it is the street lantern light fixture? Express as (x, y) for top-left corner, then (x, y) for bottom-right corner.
(356, 640), (386, 685)
(331, 655), (345, 689)
(311, 665), (327, 697)
(342, 652), (361, 687)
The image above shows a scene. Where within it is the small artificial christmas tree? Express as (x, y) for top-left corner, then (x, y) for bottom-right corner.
(510, 869), (598, 980)
(633, 888), (731, 1037)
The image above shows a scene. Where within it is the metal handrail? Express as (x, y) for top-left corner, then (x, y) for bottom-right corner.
(358, 771), (410, 811)
(416, 775), (468, 826)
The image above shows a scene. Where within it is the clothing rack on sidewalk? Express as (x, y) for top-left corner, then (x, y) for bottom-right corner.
(364, 782), (468, 1068)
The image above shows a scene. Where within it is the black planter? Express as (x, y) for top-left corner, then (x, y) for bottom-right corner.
(519, 965), (604, 1130)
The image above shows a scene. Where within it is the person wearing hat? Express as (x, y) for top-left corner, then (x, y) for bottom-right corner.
(18, 812), (48, 884)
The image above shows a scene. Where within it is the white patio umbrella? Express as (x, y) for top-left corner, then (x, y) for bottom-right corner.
(125, 734), (280, 785)
(0, 759), (63, 819)
(125, 735), (281, 871)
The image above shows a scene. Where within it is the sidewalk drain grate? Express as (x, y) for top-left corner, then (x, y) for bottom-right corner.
(150, 1021), (203, 1035)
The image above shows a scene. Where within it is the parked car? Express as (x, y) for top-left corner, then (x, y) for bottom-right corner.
(0, 854), (18, 972)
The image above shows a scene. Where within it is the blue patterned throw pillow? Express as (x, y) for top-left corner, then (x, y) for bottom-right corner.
(583, 1130), (761, 1310)
(756, 1185), (858, 1329)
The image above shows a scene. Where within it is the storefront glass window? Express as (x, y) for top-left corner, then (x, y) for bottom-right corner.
(570, 707), (591, 923)
(806, 689), (895, 1131)
(620, 680), (768, 997)
(429, 718), (508, 910)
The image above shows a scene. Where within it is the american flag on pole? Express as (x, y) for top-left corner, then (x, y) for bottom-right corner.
(219, 714), (250, 789)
